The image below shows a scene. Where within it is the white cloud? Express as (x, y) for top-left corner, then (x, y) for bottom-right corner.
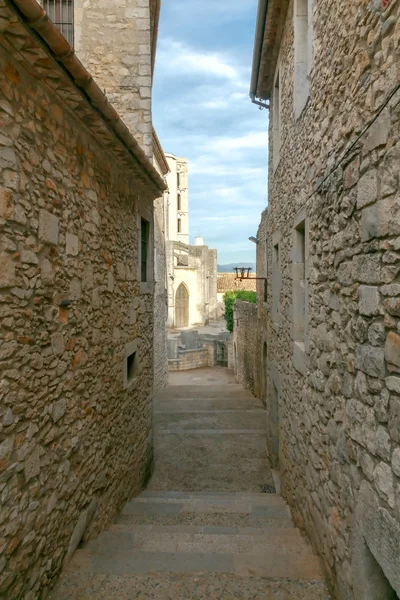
(157, 39), (239, 80)
(212, 131), (267, 151)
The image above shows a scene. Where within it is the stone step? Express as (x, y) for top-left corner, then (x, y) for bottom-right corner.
(65, 529), (324, 581)
(115, 493), (294, 529)
(154, 398), (264, 412)
(156, 385), (256, 400)
(154, 410), (266, 431)
(121, 494), (290, 517)
(53, 572), (332, 599)
(136, 490), (285, 504)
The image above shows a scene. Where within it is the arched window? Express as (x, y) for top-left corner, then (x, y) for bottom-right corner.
(43, 1), (74, 47)
(175, 283), (189, 328)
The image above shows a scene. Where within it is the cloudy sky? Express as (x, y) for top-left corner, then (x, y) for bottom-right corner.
(153, 0), (269, 265)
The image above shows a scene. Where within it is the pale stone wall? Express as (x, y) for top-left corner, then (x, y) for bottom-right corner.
(233, 301), (260, 396)
(257, 1), (400, 597)
(166, 243), (218, 329)
(153, 195), (168, 394)
(0, 40), (155, 600)
(165, 154), (189, 245)
(74, 0), (153, 156)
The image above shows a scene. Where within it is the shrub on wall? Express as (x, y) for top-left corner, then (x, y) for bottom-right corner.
(223, 290), (257, 333)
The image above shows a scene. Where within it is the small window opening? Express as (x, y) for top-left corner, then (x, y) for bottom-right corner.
(127, 351), (137, 383)
(177, 193), (181, 211)
(141, 218), (149, 282)
(272, 242), (280, 322)
(177, 218), (182, 233)
(293, 221), (305, 342)
(43, 0), (74, 46)
(264, 237), (268, 303)
(177, 172), (181, 188)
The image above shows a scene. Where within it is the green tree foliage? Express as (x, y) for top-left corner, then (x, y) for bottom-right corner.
(223, 290), (257, 333)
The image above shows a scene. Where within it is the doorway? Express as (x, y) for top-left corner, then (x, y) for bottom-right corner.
(175, 283), (189, 328)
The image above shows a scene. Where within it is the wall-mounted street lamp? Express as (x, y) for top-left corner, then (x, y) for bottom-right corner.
(249, 236), (259, 244)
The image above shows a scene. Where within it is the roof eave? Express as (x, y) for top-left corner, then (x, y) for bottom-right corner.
(7, 0), (167, 195)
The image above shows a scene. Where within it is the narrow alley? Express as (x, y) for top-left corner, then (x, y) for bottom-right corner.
(52, 368), (331, 599)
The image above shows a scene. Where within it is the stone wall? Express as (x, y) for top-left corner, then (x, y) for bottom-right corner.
(74, 0), (153, 156)
(153, 196), (168, 394)
(233, 301), (260, 397)
(257, 1), (400, 597)
(0, 26), (157, 600)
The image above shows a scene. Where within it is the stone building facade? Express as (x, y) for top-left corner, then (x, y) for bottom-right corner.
(0, 1), (166, 598)
(157, 152), (218, 330)
(232, 300), (259, 397)
(165, 153), (189, 244)
(249, 0), (400, 598)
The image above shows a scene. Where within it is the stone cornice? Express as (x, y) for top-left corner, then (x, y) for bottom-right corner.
(152, 127), (169, 177)
(1, 0), (167, 197)
(250, 0), (290, 101)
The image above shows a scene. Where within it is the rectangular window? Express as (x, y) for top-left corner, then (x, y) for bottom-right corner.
(292, 221), (306, 342)
(272, 241), (280, 324)
(273, 71), (281, 167)
(177, 218), (181, 233)
(177, 172), (181, 189)
(177, 193), (181, 211)
(42, 0), (74, 46)
(294, 0), (312, 118)
(141, 218), (149, 282)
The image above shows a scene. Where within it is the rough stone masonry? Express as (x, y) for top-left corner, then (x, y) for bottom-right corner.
(0, 1), (165, 598)
(245, 0), (400, 598)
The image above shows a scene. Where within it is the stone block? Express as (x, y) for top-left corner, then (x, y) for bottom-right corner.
(66, 233), (79, 256)
(360, 196), (400, 241)
(385, 332), (400, 371)
(40, 259), (54, 284)
(385, 298), (400, 317)
(52, 399), (67, 423)
(373, 462), (395, 508)
(39, 209), (59, 245)
(0, 187), (13, 219)
(358, 286), (380, 316)
(21, 250), (38, 265)
(0, 253), (15, 288)
(363, 109), (390, 152)
(352, 254), (381, 284)
(392, 447), (400, 477)
(357, 170), (378, 209)
(355, 345), (385, 378)
(24, 445), (40, 482)
(386, 376), (400, 394)
(0, 146), (16, 169)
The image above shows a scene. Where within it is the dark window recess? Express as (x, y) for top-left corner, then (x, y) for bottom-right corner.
(177, 172), (181, 188)
(127, 351), (137, 382)
(141, 218), (149, 282)
(43, 0), (74, 46)
(177, 194), (181, 210)
(177, 218), (181, 233)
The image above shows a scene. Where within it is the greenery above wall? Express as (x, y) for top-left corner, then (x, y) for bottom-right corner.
(223, 291), (257, 333)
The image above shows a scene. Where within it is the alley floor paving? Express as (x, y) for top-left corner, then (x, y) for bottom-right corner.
(51, 369), (331, 599)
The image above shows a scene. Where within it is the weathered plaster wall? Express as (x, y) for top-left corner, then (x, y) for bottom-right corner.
(74, 0), (153, 156)
(0, 43), (155, 599)
(233, 301), (260, 396)
(258, 1), (400, 597)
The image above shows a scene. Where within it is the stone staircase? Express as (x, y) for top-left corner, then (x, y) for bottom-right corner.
(51, 374), (331, 599)
(53, 491), (330, 599)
